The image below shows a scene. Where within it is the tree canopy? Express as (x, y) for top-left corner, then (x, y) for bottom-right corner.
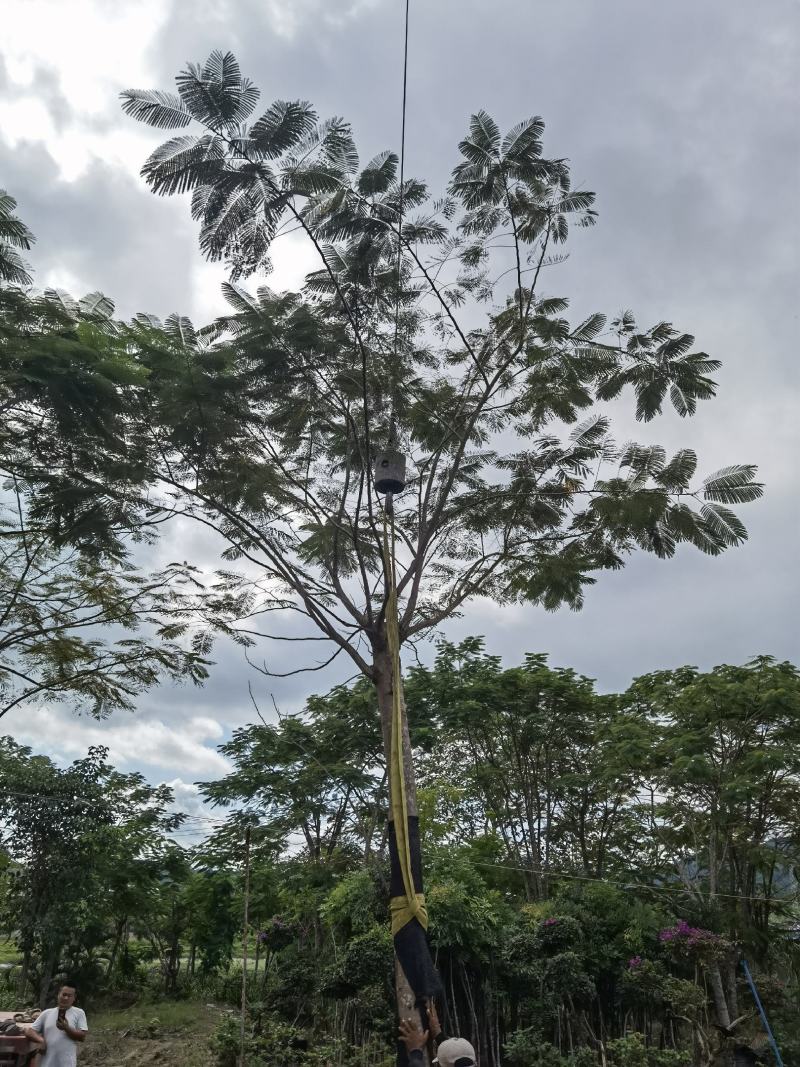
(0, 214), (215, 718)
(114, 50), (762, 694)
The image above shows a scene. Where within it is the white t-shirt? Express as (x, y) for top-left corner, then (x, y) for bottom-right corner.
(31, 1006), (88, 1067)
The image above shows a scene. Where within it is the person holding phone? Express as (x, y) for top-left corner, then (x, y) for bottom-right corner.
(25, 984), (87, 1066)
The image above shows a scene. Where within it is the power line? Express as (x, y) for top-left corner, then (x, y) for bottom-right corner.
(390, 0), (411, 434)
(471, 859), (799, 908)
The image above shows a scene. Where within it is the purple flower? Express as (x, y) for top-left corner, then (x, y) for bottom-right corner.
(628, 956), (643, 970)
(659, 920), (721, 947)
(543, 917), (559, 927)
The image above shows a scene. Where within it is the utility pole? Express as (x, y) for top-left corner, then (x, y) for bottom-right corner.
(239, 823), (252, 1067)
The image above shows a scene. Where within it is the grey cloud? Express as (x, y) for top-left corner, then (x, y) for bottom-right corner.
(0, 55), (73, 130)
(1, 138), (200, 319)
(1, 0), (798, 787)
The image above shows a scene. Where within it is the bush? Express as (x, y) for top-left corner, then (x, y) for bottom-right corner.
(114, 941), (155, 992)
(504, 1031), (601, 1066)
(606, 1033), (689, 1067)
(210, 1012), (390, 1067)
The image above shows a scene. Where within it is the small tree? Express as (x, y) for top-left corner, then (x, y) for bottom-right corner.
(120, 50), (762, 1035)
(0, 740), (183, 1004)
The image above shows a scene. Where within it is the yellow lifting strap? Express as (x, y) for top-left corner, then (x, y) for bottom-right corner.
(383, 506), (428, 936)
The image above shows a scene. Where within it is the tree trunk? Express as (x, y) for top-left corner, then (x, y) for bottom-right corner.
(724, 957), (739, 1023)
(707, 962), (732, 1030)
(38, 943), (59, 1008)
(166, 928), (180, 993)
(374, 644), (432, 1066)
(107, 916), (127, 981)
(17, 949), (30, 1001)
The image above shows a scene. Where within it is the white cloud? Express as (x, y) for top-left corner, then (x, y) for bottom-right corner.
(1, 0), (170, 181)
(165, 778), (228, 837)
(3, 0), (168, 113)
(251, 0), (382, 40)
(6, 705), (231, 779)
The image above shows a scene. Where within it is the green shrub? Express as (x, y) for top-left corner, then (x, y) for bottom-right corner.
(210, 1012), (390, 1067)
(606, 1033), (689, 1067)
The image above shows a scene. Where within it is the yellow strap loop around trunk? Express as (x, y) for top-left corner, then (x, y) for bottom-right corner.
(384, 505), (427, 933)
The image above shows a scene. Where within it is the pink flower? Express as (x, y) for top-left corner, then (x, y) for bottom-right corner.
(628, 956), (643, 970)
(659, 920), (720, 946)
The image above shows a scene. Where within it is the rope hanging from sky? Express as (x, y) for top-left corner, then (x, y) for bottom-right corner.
(384, 0), (425, 936)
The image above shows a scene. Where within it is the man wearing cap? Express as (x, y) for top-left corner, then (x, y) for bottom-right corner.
(399, 1015), (477, 1067)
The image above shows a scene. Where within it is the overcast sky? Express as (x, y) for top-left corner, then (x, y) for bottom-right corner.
(2, 0), (798, 816)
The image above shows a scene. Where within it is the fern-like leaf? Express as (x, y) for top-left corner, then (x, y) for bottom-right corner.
(502, 116), (545, 161)
(120, 89), (192, 129)
(163, 314), (197, 346)
(79, 292), (115, 319)
(656, 449), (697, 490)
(43, 288), (78, 316)
(702, 465), (763, 504)
(250, 100), (318, 159)
(141, 134), (225, 196)
(700, 502), (748, 546)
(571, 313), (606, 342)
(358, 151), (398, 195)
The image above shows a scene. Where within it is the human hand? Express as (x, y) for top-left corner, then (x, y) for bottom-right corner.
(427, 1001), (442, 1039)
(398, 1017), (429, 1052)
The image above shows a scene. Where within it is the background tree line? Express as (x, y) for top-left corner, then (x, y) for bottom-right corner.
(1, 643), (797, 1065)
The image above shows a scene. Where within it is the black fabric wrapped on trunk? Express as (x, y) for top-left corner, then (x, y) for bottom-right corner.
(388, 816), (442, 1067)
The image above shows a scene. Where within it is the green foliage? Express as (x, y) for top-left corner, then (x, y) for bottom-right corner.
(606, 1034), (688, 1067)
(503, 1033), (564, 1067)
(0, 740), (184, 1004)
(201, 679), (384, 860)
(0, 190), (35, 286)
(320, 925), (393, 999)
(0, 283), (213, 718)
(0, 525), (210, 716)
(3, 648), (800, 1057)
(211, 1011), (386, 1067)
(320, 869), (383, 936)
(182, 870), (239, 974)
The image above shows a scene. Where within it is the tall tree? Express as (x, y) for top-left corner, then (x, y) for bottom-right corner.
(120, 50), (762, 1040)
(201, 679), (386, 863)
(626, 657), (800, 1030)
(407, 638), (648, 895)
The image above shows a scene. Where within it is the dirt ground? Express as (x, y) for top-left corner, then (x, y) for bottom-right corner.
(79, 1004), (222, 1067)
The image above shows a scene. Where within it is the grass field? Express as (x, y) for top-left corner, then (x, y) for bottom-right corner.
(82, 998), (224, 1067)
(0, 939), (20, 965)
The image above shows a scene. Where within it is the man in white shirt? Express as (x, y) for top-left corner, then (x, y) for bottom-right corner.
(26, 984), (88, 1066)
